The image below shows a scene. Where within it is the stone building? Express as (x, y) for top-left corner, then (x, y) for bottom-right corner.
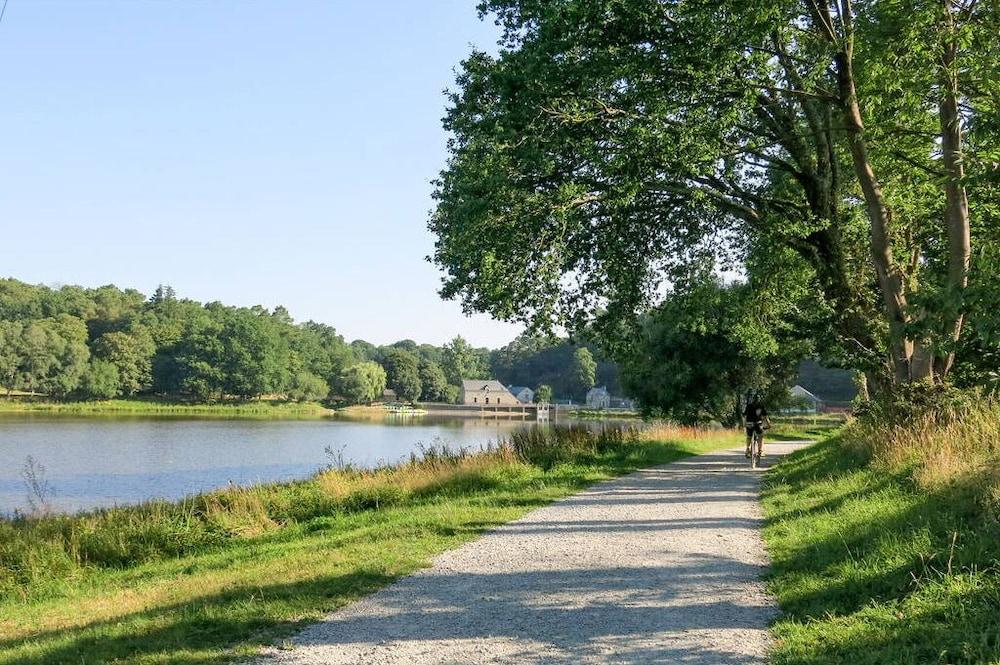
(508, 385), (534, 404)
(585, 386), (611, 409)
(461, 379), (512, 406)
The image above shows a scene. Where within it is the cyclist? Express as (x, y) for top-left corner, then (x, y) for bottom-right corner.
(743, 397), (771, 458)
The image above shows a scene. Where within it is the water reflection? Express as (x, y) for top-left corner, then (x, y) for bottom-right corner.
(0, 414), (559, 514)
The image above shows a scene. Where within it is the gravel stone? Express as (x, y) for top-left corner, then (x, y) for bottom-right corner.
(256, 443), (806, 664)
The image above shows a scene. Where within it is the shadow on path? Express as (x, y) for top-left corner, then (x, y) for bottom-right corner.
(260, 443), (807, 665)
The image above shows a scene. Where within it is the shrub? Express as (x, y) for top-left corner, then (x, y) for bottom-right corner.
(843, 392), (1000, 517)
(78, 359), (120, 400)
(287, 371), (329, 403)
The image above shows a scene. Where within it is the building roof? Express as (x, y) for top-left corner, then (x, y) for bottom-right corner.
(508, 385), (533, 394)
(461, 379), (509, 393)
(587, 385), (610, 396)
(790, 384), (822, 402)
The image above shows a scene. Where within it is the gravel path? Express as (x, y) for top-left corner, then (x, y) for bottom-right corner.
(257, 442), (806, 665)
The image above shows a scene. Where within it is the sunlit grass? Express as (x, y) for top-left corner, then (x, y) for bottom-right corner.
(0, 424), (740, 665)
(763, 434), (1000, 664)
(769, 412), (848, 439)
(0, 398), (333, 418)
(841, 397), (1000, 515)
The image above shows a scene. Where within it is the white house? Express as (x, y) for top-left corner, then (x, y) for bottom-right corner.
(461, 379), (512, 406)
(508, 385), (534, 404)
(787, 384), (823, 413)
(586, 386), (611, 409)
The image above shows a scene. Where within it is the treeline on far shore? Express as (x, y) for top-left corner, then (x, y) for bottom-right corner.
(0, 278), (619, 406)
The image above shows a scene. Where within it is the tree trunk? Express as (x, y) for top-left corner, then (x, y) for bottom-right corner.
(936, 1), (972, 378)
(855, 371), (871, 403)
(834, 49), (916, 383)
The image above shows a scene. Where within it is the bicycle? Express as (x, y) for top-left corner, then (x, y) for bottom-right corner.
(747, 422), (765, 469)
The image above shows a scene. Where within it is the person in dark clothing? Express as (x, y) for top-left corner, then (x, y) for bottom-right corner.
(743, 398), (770, 458)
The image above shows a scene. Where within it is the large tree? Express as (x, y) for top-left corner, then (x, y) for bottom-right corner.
(338, 361), (388, 404)
(570, 347), (597, 399)
(18, 315), (90, 397)
(622, 267), (810, 424)
(93, 328), (156, 396)
(380, 348), (422, 402)
(418, 359), (450, 402)
(430, 0), (998, 389)
(441, 335), (490, 385)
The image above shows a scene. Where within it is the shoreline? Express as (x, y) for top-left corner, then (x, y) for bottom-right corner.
(0, 426), (740, 665)
(0, 398), (336, 419)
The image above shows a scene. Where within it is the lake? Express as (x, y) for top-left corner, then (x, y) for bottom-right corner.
(0, 414), (552, 515)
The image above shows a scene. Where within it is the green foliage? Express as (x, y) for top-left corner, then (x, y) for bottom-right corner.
(286, 370), (329, 403)
(349, 339), (379, 362)
(78, 359), (121, 400)
(621, 274), (808, 425)
(0, 278), (627, 407)
(290, 321), (356, 390)
(17, 315), (90, 397)
(0, 320), (22, 394)
(337, 361), (387, 404)
(430, 0), (999, 388)
(954, 235), (1000, 389)
(442, 384), (461, 404)
(570, 347), (597, 397)
(218, 308), (288, 399)
(380, 348), (422, 402)
(491, 333), (619, 400)
(0, 279), (364, 404)
(93, 328), (155, 396)
(852, 381), (977, 426)
(417, 358), (449, 402)
(441, 335), (490, 385)
(534, 384), (553, 403)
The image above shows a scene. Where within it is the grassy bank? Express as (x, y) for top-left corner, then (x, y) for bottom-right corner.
(0, 398), (334, 418)
(0, 424), (739, 665)
(762, 409), (1000, 664)
(564, 408), (641, 420)
(769, 412), (848, 439)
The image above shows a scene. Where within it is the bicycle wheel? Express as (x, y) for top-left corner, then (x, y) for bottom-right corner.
(750, 430), (762, 469)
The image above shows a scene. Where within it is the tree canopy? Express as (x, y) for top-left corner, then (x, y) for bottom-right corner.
(431, 0), (1000, 396)
(0, 278), (612, 405)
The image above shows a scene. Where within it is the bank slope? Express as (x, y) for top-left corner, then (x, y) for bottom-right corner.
(762, 437), (1000, 665)
(0, 426), (738, 665)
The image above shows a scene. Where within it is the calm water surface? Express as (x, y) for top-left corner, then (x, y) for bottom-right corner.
(0, 415), (548, 514)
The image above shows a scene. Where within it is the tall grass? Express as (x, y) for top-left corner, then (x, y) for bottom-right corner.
(0, 423), (697, 601)
(842, 394), (1000, 515)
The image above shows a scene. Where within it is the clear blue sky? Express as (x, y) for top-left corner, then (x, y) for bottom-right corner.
(0, 0), (522, 348)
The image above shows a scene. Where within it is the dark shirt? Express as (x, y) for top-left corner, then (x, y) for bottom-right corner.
(744, 403), (767, 423)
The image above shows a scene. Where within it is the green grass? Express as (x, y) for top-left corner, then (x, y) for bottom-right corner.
(0, 398), (333, 418)
(762, 436), (1000, 665)
(564, 408), (641, 420)
(0, 425), (739, 665)
(769, 413), (848, 439)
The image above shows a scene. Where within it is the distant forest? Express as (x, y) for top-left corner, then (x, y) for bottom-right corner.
(0, 278), (618, 404)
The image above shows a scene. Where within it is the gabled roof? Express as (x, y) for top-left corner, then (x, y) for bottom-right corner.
(790, 384), (822, 401)
(587, 385), (610, 396)
(508, 385), (533, 394)
(461, 379), (509, 393)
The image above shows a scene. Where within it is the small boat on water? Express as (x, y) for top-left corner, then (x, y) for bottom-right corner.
(384, 403), (428, 416)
